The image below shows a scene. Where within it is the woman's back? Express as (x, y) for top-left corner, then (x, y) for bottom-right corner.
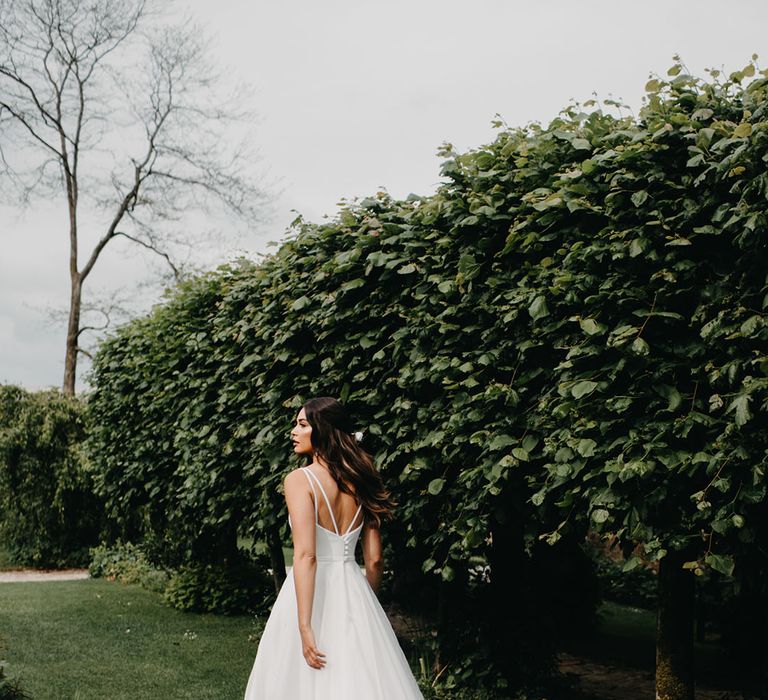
(303, 463), (362, 535)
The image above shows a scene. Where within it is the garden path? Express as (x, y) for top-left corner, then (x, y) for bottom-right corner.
(559, 653), (738, 700)
(0, 568), (89, 582)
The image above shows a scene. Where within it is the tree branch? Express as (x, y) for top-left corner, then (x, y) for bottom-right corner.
(114, 230), (180, 280)
(0, 99), (61, 155)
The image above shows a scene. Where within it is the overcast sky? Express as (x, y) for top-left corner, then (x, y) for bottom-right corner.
(2, 0), (767, 392)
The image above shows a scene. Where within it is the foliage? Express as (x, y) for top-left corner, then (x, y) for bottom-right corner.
(0, 670), (28, 700)
(87, 59), (768, 691)
(88, 541), (271, 615)
(586, 540), (658, 609)
(86, 274), (240, 566)
(89, 542), (170, 593)
(0, 385), (101, 567)
(0, 545), (15, 571)
(420, 688), (526, 700)
(523, 58), (768, 576)
(0, 639), (28, 700)
(163, 555), (273, 615)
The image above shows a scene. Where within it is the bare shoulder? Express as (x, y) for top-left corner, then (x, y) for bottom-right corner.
(283, 467), (307, 489)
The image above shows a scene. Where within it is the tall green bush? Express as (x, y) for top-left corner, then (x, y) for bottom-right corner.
(528, 60), (768, 578)
(85, 276), (237, 566)
(87, 61), (768, 695)
(0, 385), (100, 567)
(524, 59), (768, 698)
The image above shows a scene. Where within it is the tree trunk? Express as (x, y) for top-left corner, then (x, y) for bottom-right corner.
(694, 579), (705, 643)
(729, 558), (768, 699)
(487, 489), (531, 688)
(62, 274), (82, 396)
(267, 521), (286, 594)
(744, 580), (768, 700)
(656, 550), (695, 700)
(63, 174), (81, 397)
(760, 591), (768, 700)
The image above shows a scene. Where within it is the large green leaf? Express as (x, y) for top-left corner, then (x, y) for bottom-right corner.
(705, 553), (735, 576)
(528, 295), (549, 321)
(571, 380), (598, 399)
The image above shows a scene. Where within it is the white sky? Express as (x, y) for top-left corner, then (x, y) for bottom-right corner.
(2, 0), (767, 391)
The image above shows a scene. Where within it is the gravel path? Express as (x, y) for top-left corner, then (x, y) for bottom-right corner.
(0, 568), (89, 582)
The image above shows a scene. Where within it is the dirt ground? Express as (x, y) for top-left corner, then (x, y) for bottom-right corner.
(558, 653), (745, 700)
(386, 601), (748, 700)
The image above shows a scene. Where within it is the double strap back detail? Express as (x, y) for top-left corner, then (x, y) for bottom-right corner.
(301, 467), (362, 536)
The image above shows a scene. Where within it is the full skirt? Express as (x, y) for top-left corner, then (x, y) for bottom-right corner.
(244, 562), (424, 699)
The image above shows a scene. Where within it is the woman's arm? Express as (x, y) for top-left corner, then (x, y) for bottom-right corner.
(283, 470), (326, 669)
(361, 522), (384, 595)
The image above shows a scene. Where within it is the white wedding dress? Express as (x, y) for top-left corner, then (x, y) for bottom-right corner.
(244, 467), (425, 699)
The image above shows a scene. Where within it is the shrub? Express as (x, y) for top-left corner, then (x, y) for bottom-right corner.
(0, 670), (27, 700)
(89, 542), (170, 593)
(0, 638), (28, 700)
(90, 542), (272, 615)
(590, 549), (658, 610)
(419, 689), (509, 700)
(0, 385), (101, 567)
(164, 555), (272, 615)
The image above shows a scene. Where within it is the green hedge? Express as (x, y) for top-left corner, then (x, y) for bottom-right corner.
(526, 63), (768, 577)
(89, 542), (273, 615)
(0, 385), (101, 567)
(87, 62), (768, 693)
(89, 542), (170, 593)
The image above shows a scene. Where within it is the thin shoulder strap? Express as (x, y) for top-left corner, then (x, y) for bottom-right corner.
(345, 503), (363, 536)
(299, 467), (319, 525)
(303, 467), (339, 535)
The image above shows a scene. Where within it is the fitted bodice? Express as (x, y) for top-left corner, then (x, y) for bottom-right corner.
(288, 467), (364, 563)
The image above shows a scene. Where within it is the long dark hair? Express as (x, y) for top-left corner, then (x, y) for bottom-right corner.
(302, 396), (395, 528)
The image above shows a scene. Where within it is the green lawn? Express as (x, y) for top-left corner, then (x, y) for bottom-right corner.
(6, 576), (735, 700)
(0, 577), (490, 700)
(0, 579), (262, 699)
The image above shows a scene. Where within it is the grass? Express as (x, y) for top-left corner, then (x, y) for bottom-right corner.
(0, 576), (471, 700)
(0, 579), (263, 699)
(589, 600), (657, 666)
(2, 573), (738, 699)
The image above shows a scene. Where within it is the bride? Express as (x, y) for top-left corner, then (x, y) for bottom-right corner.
(244, 396), (425, 699)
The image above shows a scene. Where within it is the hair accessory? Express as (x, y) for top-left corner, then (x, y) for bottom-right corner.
(353, 431), (364, 443)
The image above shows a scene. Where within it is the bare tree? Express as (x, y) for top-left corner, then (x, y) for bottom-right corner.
(0, 0), (268, 394)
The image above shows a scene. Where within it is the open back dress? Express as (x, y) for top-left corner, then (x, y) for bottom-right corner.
(244, 466), (425, 699)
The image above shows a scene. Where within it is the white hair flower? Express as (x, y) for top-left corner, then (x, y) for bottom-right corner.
(353, 431), (364, 443)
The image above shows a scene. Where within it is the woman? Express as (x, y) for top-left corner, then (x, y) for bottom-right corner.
(244, 396), (425, 699)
